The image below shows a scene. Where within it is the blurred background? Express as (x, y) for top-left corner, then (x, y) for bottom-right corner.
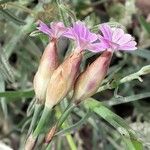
(0, 0), (150, 150)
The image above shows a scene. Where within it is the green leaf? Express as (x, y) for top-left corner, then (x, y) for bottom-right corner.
(105, 92), (150, 106)
(55, 111), (91, 136)
(0, 0), (15, 4)
(132, 49), (150, 60)
(0, 9), (26, 25)
(123, 137), (143, 150)
(84, 98), (143, 149)
(0, 50), (15, 82)
(84, 98), (142, 150)
(138, 16), (150, 34)
(0, 74), (8, 119)
(0, 89), (34, 100)
(60, 4), (77, 22)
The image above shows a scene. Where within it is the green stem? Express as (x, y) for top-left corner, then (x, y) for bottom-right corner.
(66, 134), (77, 150)
(97, 65), (150, 93)
(55, 111), (91, 136)
(57, 103), (76, 128)
(45, 143), (52, 150)
(45, 103), (77, 148)
(33, 106), (51, 138)
(27, 103), (43, 137)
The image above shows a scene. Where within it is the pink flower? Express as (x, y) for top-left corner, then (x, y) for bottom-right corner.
(72, 51), (112, 103)
(64, 21), (105, 52)
(37, 21), (67, 39)
(98, 24), (137, 51)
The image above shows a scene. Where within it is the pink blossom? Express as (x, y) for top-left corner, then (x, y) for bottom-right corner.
(64, 21), (105, 52)
(37, 21), (67, 39)
(98, 24), (137, 51)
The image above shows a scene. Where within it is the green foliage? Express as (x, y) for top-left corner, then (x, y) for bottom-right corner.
(0, 0), (150, 150)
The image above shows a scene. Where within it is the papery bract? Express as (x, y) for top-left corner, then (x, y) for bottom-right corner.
(45, 51), (82, 108)
(72, 50), (112, 103)
(30, 51), (82, 145)
(98, 24), (137, 51)
(33, 39), (59, 103)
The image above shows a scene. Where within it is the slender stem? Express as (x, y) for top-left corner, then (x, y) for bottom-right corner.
(33, 106), (51, 138)
(45, 103), (76, 144)
(45, 143), (52, 150)
(57, 103), (76, 128)
(55, 111), (91, 136)
(45, 134), (77, 150)
(97, 65), (150, 93)
(66, 134), (77, 150)
(27, 103), (43, 137)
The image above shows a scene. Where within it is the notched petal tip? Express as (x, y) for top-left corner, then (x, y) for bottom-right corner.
(36, 20), (52, 37)
(36, 21), (67, 39)
(99, 23), (112, 40)
(64, 20), (99, 52)
(99, 23), (137, 52)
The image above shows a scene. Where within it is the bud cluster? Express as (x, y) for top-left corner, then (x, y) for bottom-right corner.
(25, 20), (137, 149)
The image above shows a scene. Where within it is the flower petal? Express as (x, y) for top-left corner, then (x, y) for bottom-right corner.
(112, 28), (124, 43)
(88, 33), (98, 42)
(63, 28), (75, 39)
(37, 21), (52, 36)
(50, 22), (67, 38)
(63, 20), (99, 51)
(86, 43), (108, 52)
(117, 34), (132, 45)
(118, 41), (137, 51)
(100, 24), (112, 40)
(98, 35), (111, 49)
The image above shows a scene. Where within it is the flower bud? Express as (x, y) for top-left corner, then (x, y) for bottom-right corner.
(45, 51), (82, 108)
(33, 39), (59, 104)
(72, 50), (112, 103)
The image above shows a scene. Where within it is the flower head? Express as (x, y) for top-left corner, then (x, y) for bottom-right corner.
(37, 21), (67, 39)
(45, 51), (82, 108)
(64, 21), (104, 52)
(72, 51), (112, 103)
(98, 24), (137, 51)
(33, 40), (59, 103)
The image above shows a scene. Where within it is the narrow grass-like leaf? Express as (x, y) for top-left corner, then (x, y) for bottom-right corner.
(0, 89), (34, 100)
(132, 49), (150, 60)
(55, 111), (91, 136)
(0, 0), (15, 4)
(0, 74), (8, 119)
(105, 92), (150, 106)
(0, 9), (26, 25)
(98, 65), (150, 93)
(138, 16), (150, 34)
(27, 104), (43, 137)
(84, 98), (142, 150)
(123, 137), (143, 150)
(2, 3), (43, 59)
(84, 98), (142, 148)
(0, 50), (15, 82)
(59, 4), (77, 22)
